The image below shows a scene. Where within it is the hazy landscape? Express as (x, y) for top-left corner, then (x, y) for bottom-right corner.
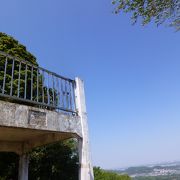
(112, 162), (180, 179)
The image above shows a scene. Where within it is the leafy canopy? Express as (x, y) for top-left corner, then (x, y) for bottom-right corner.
(0, 32), (38, 98)
(94, 167), (131, 180)
(112, 0), (180, 30)
(0, 32), (37, 65)
(0, 32), (55, 106)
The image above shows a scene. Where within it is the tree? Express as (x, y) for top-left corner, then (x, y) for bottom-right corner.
(112, 0), (180, 30)
(94, 167), (131, 180)
(0, 32), (37, 64)
(0, 152), (19, 180)
(0, 32), (58, 108)
(29, 140), (78, 180)
(0, 32), (38, 99)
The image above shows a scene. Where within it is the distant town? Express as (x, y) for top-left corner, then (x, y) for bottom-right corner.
(112, 161), (180, 179)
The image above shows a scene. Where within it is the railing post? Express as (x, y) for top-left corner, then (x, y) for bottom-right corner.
(74, 77), (94, 180)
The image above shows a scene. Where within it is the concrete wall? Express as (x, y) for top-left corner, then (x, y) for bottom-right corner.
(0, 100), (82, 136)
(0, 100), (82, 154)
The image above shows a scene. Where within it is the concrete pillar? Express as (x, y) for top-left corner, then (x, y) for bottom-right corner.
(74, 77), (94, 180)
(18, 153), (29, 180)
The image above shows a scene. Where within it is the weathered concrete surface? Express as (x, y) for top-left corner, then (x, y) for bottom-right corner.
(0, 100), (82, 136)
(18, 153), (29, 180)
(75, 78), (94, 180)
(0, 99), (82, 154)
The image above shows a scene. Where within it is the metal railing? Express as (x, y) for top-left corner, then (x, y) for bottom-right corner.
(0, 51), (76, 113)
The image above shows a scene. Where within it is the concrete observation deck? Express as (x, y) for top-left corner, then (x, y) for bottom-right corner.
(0, 99), (81, 154)
(0, 51), (94, 180)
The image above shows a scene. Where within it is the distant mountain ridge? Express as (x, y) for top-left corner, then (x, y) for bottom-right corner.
(111, 161), (180, 178)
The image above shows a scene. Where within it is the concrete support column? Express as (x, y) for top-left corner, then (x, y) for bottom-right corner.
(18, 153), (29, 180)
(75, 77), (94, 180)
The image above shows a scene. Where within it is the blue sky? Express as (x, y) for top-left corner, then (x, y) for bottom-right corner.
(1, 0), (180, 169)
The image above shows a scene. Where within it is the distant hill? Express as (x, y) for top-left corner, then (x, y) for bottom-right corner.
(133, 174), (180, 180)
(111, 161), (180, 179)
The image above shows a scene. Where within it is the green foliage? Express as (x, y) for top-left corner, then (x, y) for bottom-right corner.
(0, 140), (78, 180)
(0, 32), (56, 107)
(0, 32), (38, 99)
(29, 140), (78, 180)
(0, 152), (19, 180)
(94, 167), (131, 180)
(112, 0), (180, 30)
(133, 174), (180, 180)
(0, 32), (37, 64)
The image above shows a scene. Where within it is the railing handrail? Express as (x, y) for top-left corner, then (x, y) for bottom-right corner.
(0, 51), (74, 82)
(0, 51), (76, 113)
